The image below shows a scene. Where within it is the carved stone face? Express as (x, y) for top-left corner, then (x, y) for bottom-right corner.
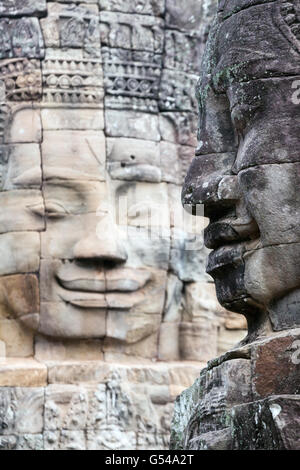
(0, 0), (216, 360)
(183, 0), (300, 340)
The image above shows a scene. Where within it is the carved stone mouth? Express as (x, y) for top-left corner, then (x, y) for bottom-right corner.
(57, 277), (146, 293)
(206, 243), (246, 275)
(205, 216), (260, 250)
(55, 268), (151, 309)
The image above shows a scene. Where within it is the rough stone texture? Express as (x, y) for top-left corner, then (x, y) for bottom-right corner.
(0, 361), (201, 450)
(175, 0), (300, 451)
(171, 333), (300, 450)
(0, 0), (246, 451)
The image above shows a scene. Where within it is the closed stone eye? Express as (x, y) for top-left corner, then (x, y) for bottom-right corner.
(28, 201), (69, 218)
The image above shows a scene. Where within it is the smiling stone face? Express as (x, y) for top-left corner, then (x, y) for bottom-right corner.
(0, 0), (230, 363)
(182, 0), (300, 341)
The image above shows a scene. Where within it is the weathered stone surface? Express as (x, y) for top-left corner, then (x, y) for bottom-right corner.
(42, 52), (104, 107)
(0, 319), (34, 357)
(41, 3), (100, 57)
(107, 137), (161, 183)
(35, 336), (104, 362)
(0, 190), (45, 233)
(217, 327), (247, 356)
(0, 232), (40, 276)
(6, 107), (42, 144)
(170, 228), (209, 282)
(100, 12), (164, 54)
(41, 108), (104, 131)
(0, 144), (42, 191)
(39, 301), (107, 339)
(0, 58), (42, 102)
(163, 273), (183, 323)
(0, 387), (44, 435)
(105, 110), (160, 141)
(0, 358), (47, 387)
(180, 321), (218, 362)
(100, 0), (165, 16)
(231, 395), (300, 450)
(0, 18), (45, 59)
(0, 274), (39, 323)
(42, 130), (106, 181)
(0, 1), (47, 18)
(251, 330), (300, 399)
(158, 322), (180, 361)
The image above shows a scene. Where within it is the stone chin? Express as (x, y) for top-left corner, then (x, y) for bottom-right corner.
(244, 244), (300, 332)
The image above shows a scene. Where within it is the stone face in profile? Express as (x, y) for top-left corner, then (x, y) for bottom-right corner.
(182, 0), (300, 340)
(175, 0), (300, 451)
(0, 0), (249, 451)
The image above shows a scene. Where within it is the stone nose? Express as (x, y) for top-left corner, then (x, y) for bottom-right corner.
(73, 214), (128, 265)
(182, 152), (240, 217)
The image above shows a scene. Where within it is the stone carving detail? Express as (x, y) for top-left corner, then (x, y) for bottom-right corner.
(42, 57), (103, 106)
(41, 3), (100, 58)
(100, 0), (165, 16)
(0, 59), (42, 101)
(0, 18), (45, 59)
(275, 0), (300, 53)
(0, 1), (47, 18)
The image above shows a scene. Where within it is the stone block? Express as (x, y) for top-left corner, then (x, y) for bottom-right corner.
(0, 387), (44, 435)
(179, 321), (218, 362)
(158, 322), (180, 361)
(41, 108), (104, 131)
(105, 110), (160, 141)
(163, 273), (183, 323)
(100, 11), (164, 53)
(39, 301), (107, 339)
(0, 1), (47, 18)
(44, 430), (86, 450)
(41, 3), (100, 57)
(100, 0), (165, 16)
(231, 395), (300, 450)
(0, 320), (34, 357)
(86, 428), (136, 450)
(42, 130), (106, 181)
(6, 107), (42, 144)
(251, 330), (300, 399)
(217, 327), (247, 356)
(0, 232), (40, 276)
(0, 190), (45, 234)
(0, 18), (44, 59)
(0, 358), (47, 387)
(107, 137), (161, 183)
(35, 336), (104, 362)
(45, 384), (89, 431)
(0, 144), (42, 191)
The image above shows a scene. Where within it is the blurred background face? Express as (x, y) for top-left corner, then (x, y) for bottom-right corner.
(183, 0), (300, 337)
(0, 0), (228, 361)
